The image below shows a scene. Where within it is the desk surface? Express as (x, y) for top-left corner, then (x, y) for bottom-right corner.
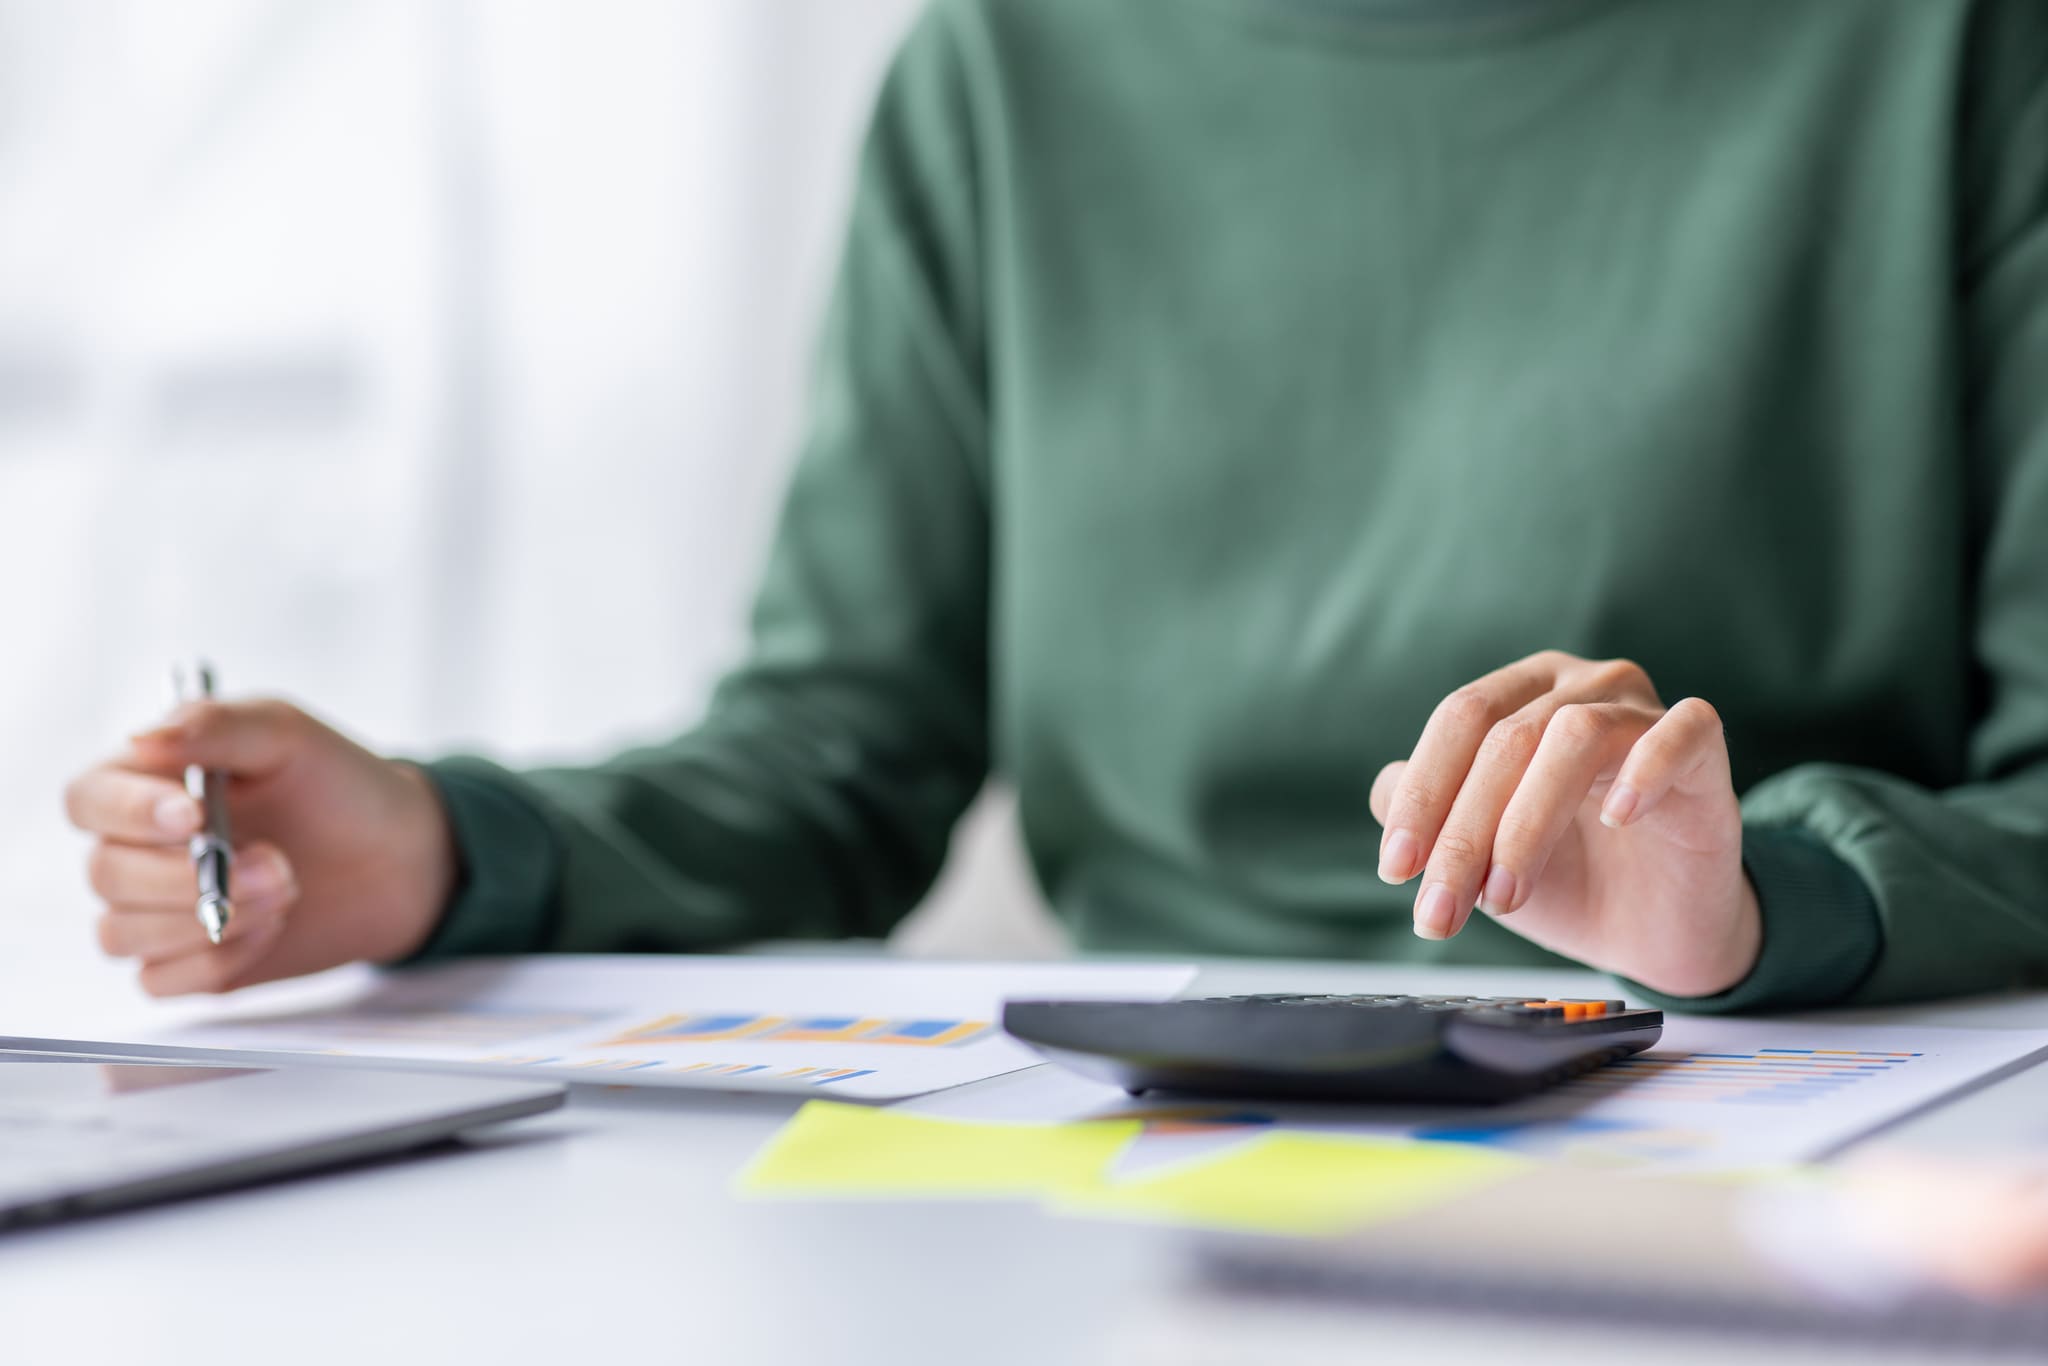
(2, 912), (2045, 1366)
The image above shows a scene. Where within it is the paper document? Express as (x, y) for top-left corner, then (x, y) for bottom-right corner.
(736, 1016), (2048, 1235)
(0, 956), (1195, 1102)
(906, 1015), (2048, 1172)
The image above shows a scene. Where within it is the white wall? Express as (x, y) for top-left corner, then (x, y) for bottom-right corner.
(0, 0), (1059, 976)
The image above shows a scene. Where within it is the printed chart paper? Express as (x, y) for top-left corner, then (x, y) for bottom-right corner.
(0, 956), (1195, 1102)
(732, 1016), (2048, 1234)
(903, 1015), (2048, 1173)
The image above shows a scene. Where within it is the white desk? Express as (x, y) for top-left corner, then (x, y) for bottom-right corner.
(2, 905), (2045, 1366)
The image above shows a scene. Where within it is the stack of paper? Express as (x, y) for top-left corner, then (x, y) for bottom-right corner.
(737, 1016), (2048, 1235)
(0, 956), (1195, 1102)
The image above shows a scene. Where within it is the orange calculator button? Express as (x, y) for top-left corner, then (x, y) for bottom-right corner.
(1523, 1000), (1609, 1020)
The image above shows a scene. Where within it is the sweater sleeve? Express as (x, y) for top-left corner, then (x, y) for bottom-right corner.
(406, 8), (993, 960)
(1635, 19), (2048, 1013)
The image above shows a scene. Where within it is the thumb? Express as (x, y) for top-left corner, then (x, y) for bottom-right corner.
(131, 699), (304, 778)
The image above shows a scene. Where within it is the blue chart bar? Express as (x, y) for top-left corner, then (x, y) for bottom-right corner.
(1568, 1048), (1924, 1106)
(811, 1069), (878, 1086)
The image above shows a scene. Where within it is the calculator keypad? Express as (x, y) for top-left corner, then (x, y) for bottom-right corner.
(1210, 993), (1633, 1025)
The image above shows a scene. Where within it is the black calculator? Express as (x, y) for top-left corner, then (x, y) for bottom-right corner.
(1000, 994), (1663, 1104)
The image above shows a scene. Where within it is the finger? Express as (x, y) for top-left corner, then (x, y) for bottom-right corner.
(129, 699), (304, 780)
(1566, 656), (1664, 709)
(1410, 699), (1560, 938)
(1404, 669), (1650, 934)
(63, 767), (202, 842)
(97, 885), (295, 960)
(134, 917), (287, 997)
(86, 840), (296, 909)
(1369, 762), (1406, 829)
(1599, 697), (1727, 829)
(1378, 653), (1567, 884)
(1486, 702), (1659, 919)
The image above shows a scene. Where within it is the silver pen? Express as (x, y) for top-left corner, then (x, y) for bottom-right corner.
(171, 660), (233, 945)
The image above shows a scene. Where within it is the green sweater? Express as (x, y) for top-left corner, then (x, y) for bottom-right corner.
(417, 0), (2048, 1012)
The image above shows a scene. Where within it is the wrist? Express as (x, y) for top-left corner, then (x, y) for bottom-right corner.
(1700, 873), (1763, 995)
(376, 761), (461, 963)
(393, 757), (563, 963)
(1619, 827), (1881, 1015)
(1628, 873), (1762, 998)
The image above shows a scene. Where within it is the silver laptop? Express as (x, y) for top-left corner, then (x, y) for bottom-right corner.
(0, 1052), (564, 1228)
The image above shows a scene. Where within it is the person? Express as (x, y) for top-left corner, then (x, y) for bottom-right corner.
(61, 0), (2048, 1011)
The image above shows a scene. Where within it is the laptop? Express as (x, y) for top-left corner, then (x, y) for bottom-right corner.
(0, 1051), (564, 1229)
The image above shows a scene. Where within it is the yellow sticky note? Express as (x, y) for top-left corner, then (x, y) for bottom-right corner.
(1674, 1164), (1821, 1189)
(737, 1100), (1141, 1199)
(1054, 1133), (1523, 1236)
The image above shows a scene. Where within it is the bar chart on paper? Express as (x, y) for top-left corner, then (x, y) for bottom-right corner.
(905, 1018), (2048, 1175)
(470, 1011), (1000, 1087)
(1561, 1047), (1924, 1106)
(0, 957), (1196, 1102)
(741, 1023), (2048, 1234)
(1423, 1021), (2048, 1170)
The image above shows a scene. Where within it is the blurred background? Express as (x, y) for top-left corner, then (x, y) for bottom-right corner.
(0, 0), (1058, 993)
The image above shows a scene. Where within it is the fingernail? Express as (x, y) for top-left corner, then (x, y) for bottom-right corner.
(1379, 829), (1419, 884)
(1414, 883), (1456, 940)
(1601, 784), (1640, 829)
(155, 794), (200, 835)
(1480, 864), (1517, 915)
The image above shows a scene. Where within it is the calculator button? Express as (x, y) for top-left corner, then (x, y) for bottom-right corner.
(1523, 1000), (1602, 1020)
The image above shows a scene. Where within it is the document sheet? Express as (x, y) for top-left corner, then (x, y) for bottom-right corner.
(737, 1015), (2048, 1234)
(0, 956), (1196, 1102)
(905, 1015), (2048, 1171)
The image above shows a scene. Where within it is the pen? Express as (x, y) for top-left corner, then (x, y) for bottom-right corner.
(171, 660), (233, 945)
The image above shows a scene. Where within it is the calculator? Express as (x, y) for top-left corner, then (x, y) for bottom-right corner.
(1000, 994), (1664, 1104)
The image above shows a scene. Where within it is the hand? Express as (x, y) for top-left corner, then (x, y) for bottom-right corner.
(1839, 1154), (2048, 1302)
(1369, 651), (1759, 997)
(62, 700), (458, 996)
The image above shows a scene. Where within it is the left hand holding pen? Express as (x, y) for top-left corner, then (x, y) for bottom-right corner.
(1370, 650), (1760, 998)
